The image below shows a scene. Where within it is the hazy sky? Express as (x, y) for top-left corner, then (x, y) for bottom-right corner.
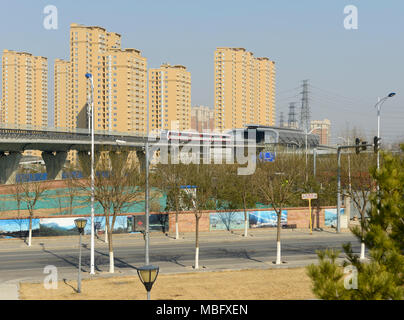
(1, 0), (403, 143)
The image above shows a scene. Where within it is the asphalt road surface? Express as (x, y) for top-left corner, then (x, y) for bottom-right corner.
(0, 231), (360, 283)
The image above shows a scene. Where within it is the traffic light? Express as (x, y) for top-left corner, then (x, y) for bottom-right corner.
(355, 138), (361, 154)
(374, 136), (381, 153)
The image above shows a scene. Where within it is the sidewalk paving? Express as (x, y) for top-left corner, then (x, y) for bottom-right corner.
(0, 283), (19, 300)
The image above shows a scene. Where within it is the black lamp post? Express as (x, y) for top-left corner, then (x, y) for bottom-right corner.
(137, 265), (159, 300)
(74, 218), (87, 293)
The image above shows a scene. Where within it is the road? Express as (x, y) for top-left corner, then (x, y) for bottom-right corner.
(0, 229), (360, 284)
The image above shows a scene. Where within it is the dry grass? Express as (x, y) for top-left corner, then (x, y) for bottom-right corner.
(20, 267), (316, 300)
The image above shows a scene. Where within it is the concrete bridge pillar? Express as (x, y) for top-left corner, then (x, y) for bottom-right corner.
(77, 151), (101, 177)
(42, 151), (68, 180)
(136, 150), (146, 172)
(109, 151), (129, 172)
(0, 151), (22, 184)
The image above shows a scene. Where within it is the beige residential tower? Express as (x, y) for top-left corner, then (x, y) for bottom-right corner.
(214, 47), (275, 131)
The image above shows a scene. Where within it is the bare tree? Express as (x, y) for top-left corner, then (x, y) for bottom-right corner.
(217, 164), (258, 236)
(16, 169), (48, 246)
(63, 163), (81, 216)
(152, 161), (188, 239)
(254, 153), (305, 264)
(77, 150), (144, 273)
(11, 183), (25, 236)
(183, 164), (217, 269)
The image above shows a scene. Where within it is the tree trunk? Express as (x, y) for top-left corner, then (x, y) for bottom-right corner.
(105, 223), (108, 243)
(28, 215), (33, 247)
(276, 241), (281, 265)
(108, 227), (114, 273)
(175, 211), (179, 240)
(360, 211), (365, 259)
(276, 210), (282, 264)
(360, 241), (365, 260)
(243, 210), (248, 237)
(194, 214), (200, 269)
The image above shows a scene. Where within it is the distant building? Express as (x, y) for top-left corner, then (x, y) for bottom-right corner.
(311, 119), (331, 146)
(191, 105), (214, 132)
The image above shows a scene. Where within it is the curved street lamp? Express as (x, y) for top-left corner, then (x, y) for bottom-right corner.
(137, 265), (159, 300)
(74, 218), (87, 293)
(375, 92), (396, 169)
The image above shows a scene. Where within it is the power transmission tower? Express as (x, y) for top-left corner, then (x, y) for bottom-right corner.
(300, 80), (310, 132)
(288, 102), (298, 129)
(279, 112), (285, 127)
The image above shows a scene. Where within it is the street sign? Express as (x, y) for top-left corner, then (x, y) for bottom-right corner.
(302, 193), (317, 234)
(302, 193), (318, 200)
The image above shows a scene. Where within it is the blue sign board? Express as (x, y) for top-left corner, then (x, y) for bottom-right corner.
(259, 152), (275, 162)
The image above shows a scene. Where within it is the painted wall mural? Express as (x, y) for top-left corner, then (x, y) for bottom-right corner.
(248, 210), (288, 228)
(0, 214), (168, 238)
(210, 211), (246, 231)
(209, 210), (288, 231)
(324, 208), (345, 227)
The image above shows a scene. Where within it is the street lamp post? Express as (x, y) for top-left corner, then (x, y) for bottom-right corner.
(313, 148), (317, 178)
(137, 265), (159, 300)
(74, 218), (87, 293)
(85, 73), (96, 275)
(305, 127), (321, 182)
(375, 93), (396, 170)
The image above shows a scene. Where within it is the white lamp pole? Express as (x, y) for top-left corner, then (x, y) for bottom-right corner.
(305, 127), (321, 181)
(375, 93), (396, 170)
(145, 70), (151, 265)
(85, 73), (95, 275)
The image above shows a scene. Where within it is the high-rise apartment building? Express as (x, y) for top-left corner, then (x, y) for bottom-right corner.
(1, 49), (48, 128)
(191, 105), (214, 132)
(64, 23), (147, 134)
(311, 119), (331, 146)
(54, 24), (148, 165)
(214, 47), (275, 131)
(69, 23), (121, 131)
(54, 59), (71, 129)
(106, 48), (147, 133)
(148, 64), (191, 132)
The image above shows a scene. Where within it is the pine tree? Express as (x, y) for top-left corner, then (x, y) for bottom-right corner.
(307, 147), (404, 300)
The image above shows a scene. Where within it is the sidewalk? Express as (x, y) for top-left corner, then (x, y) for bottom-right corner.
(0, 282), (19, 300)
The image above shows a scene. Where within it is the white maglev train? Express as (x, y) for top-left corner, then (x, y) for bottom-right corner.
(160, 130), (231, 143)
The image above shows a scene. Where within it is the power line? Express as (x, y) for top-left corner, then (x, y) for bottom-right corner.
(309, 83), (373, 106)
